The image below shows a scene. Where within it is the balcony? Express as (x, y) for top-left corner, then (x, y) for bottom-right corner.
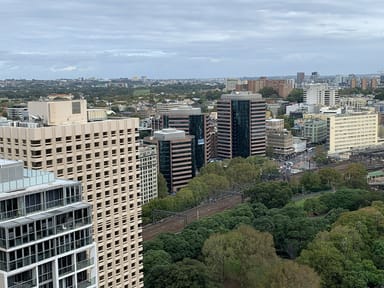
(77, 258), (94, 270)
(9, 279), (37, 288)
(77, 277), (96, 288)
(58, 264), (75, 277)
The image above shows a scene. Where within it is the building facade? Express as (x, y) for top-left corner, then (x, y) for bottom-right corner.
(138, 145), (158, 204)
(0, 159), (97, 288)
(144, 128), (194, 193)
(265, 119), (294, 157)
(303, 119), (328, 144)
(0, 99), (143, 288)
(162, 106), (212, 170)
(327, 112), (378, 155)
(217, 92), (266, 159)
(304, 84), (339, 106)
(247, 78), (294, 98)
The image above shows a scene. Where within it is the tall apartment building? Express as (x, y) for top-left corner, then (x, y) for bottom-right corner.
(0, 98), (143, 288)
(0, 159), (97, 288)
(225, 78), (239, 92)
(138, 145), (158, 204)
(162, 106), (212, 170)
(327, 112), (378, 155)
(217, 92), (266, 159)
(247, 78), (294, 98)
(304, 84), (339, 106)
(144, 128), (194, 193)
(296, 72), (305, 86)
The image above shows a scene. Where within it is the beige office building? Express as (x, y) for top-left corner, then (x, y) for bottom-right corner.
(327, 112), (378, 155)
(0, 98), (143, 288)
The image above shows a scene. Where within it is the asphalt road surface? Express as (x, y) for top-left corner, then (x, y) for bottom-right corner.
(143, 194), (243, 241)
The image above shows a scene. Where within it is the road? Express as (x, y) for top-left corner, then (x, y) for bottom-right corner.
(143, 194), (243, 241)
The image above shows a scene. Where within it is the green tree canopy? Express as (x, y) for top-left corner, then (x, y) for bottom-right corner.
(203, 225), (320, 287)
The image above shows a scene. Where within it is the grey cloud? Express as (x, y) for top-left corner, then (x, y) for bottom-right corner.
(1, 0), (384, 78)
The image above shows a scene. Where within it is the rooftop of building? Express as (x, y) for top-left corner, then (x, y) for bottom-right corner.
(152, 128), (191, 141)
(0, 159), (76, 196)
(221, 91), (263, 101)
(168, 106), (202, 115)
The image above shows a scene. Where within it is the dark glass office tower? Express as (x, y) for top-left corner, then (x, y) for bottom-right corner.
(144, 128), (195, 193)
(217, 92), (266, 159)
(162, 107), (212, 170)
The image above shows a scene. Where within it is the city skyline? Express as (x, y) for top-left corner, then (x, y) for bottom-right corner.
(1, 0), (384, 79)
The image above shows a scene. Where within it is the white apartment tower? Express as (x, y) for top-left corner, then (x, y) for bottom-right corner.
(138, 145), (158, 204)
(0, 159), (97, 288)
(0, 97), (143, 288)
(304, 84), (339, 106)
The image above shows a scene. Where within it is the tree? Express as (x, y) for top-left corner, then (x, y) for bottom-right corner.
(203, 225), (278, 287)
(298, 203), (384, 288)
(261, 260), (320, 288)
(157, 172), (169, 198)
(245, 181), (293, 208)
(286, 88), (304, 103)
(299, 171), (322, 192)
(259, 87), (279, 98)
(318, 167), (342, 191)
(225, 160), (260, 191)
(143, 249), (172, 275)
(343, 163), (368, 189)
(313, 145), (329, 166)
(145, 258), (212, 288)
(203, 225), (319, 287)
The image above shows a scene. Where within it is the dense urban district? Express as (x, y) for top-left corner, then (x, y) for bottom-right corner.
(1, 73), (384, 287)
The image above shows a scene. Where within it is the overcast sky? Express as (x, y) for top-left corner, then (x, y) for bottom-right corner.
(1, 0), (384, 79)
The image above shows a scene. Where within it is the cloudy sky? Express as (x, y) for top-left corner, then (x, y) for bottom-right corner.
(1, 0), (384, 79)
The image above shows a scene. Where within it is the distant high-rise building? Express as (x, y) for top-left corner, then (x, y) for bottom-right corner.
(139, 145), (158, 204)
(162, 106), (212, 170)
(371, 78), (378, 89)
(380, 75), (384, 84)
(225, 79), (239, 92)
(0, 97), (143, 288)
(296, 72), (305, 85)
(361, 78), (368, 90)
(350, 78), (357, 89)
(310, 72), (319, 82)
(304, 84), (339, 106)
(0, 159), (97, 288)
(217, 92), (266, 159)
(144, 128), (195, 193)
(247, 78), (294, 98)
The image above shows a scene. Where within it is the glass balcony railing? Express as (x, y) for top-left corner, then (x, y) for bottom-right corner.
(77, 277), (96, 288)
(8, 279), (37, 288)
(77, 258), (94, 270)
